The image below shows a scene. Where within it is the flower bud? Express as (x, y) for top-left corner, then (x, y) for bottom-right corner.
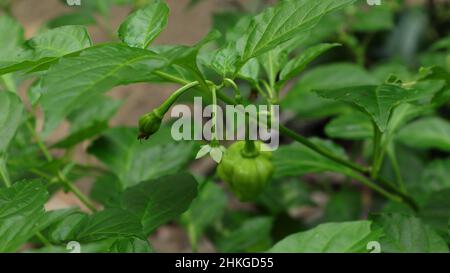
(138, 110), (162, 140)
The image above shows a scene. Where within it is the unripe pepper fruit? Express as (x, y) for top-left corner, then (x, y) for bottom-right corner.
(217, 141), (274, 201)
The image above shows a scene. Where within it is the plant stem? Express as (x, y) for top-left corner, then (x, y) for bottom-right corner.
(26, 121), (53, 162)
(35, 232), (51, 247)
(26, 120), (97, 212)
(371, 122), (383, 179)
(157, 81), (200, 114)
(349, 173), (402, 203)
(0, 155), (12, 188)
(387, 145), (407, 194)
(58, 172), (97, 212)
(150, 70), (420, 209)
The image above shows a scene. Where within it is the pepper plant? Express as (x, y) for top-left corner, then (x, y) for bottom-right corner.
(0, 0), (449, 253)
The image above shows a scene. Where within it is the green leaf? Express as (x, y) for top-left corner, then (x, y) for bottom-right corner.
(217, 217), (273, 253)
(31, 237), (152, 253)
(396, 117), (450, 152)
(76, 208), (144, 242)
(90, 173), (123, 208)
(122, 172), (198, 235)
(279, 43), (340, 83)
(372, 213), (448, 253)
(315, 83), (415, 132)
(0, 25), (93, 75)
(52, 95), (122, 148)
(40, 43), (166, 134)
(0, 91), (24, 152)
(273, 138), (355, 179)
(418, 159), (450, 195)
(0, 15), (24, 61)
(351, 4), (394, 32)
(0, 180), (49, 252)
(151, 30), (220, 83)
(46, 211), (87, 243)
(325, 111), (373, 140)
(181, 181), (227, 249)
(118, 0), (169, 49)
(237, 0), (355, 65)
(259, 46), (288, 87)
(419, 188), (450, 240)
(258, 178), (311, 214)
(47, 12), (97, 28)
(269, 221), (379, 253)
(88, 127), (195, 188)
(282, 63), (378, 118)
(322, 189), (361, 223)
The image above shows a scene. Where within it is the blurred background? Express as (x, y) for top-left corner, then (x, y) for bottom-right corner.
(1, 0), (449, 252)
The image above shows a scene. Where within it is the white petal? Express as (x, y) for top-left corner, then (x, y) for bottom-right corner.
(195, 145), (212, 159)
(210, 147), (223, 163)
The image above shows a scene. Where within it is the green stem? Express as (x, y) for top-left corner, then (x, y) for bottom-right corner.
(224, 78), (242, 103)
(150, 71), (420, 209)
(0, 155), (11, 188)
(1, 74), (17, 93)
(35, 232), (51, 247)
(371, 122), (383, 179)
(157, 81), (200, 115)
(26, 120), (97, 212)
(59, 172), (97, 212)
(387, 144), (407, 193)
(349, 173), (402, 203)
(26, 121), (53, 162)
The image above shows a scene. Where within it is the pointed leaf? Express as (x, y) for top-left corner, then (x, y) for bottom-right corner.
(118, 0), (169, 49)
(88, 127), (195, 188)
(279, 43), (340, 83)
(0, 180), (49, 252)
(269, 221), (379, 253)
(0, 91), (24, 152)
(273, 138), (356, 179)
(238, 0), (355, 64)
(315, 84), (415, 132)
(372, 213), (448, 253)
(396, 117), (450, 152)
(40, 43), (166, 134)
(123, 173), (198, 235)
(0, 25), (93, 75)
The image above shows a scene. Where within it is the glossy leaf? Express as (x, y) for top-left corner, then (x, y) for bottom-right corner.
(396, 117), (450, 152)
(237, 0), (356, 65)
(279, 43), (340, 83)
(75, 209), (144, 242)
(325, 111), (373, 140)
(269, 221), (379, 253)
(118, 0), (169, 49)
(282, 63), (378, 118)
(273, 138), (356, 179)
(122, 173), (198, 235)
(315, 84), (415, 132)
(372, 213), (448, 253)
(52, 95), (122, 148)
(0, 180), (48, 252)
(88, 127), (195, 188)
(0, 91), (24, 152)
(39, 43), (166, 134)
(0, 25), (93, 75)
